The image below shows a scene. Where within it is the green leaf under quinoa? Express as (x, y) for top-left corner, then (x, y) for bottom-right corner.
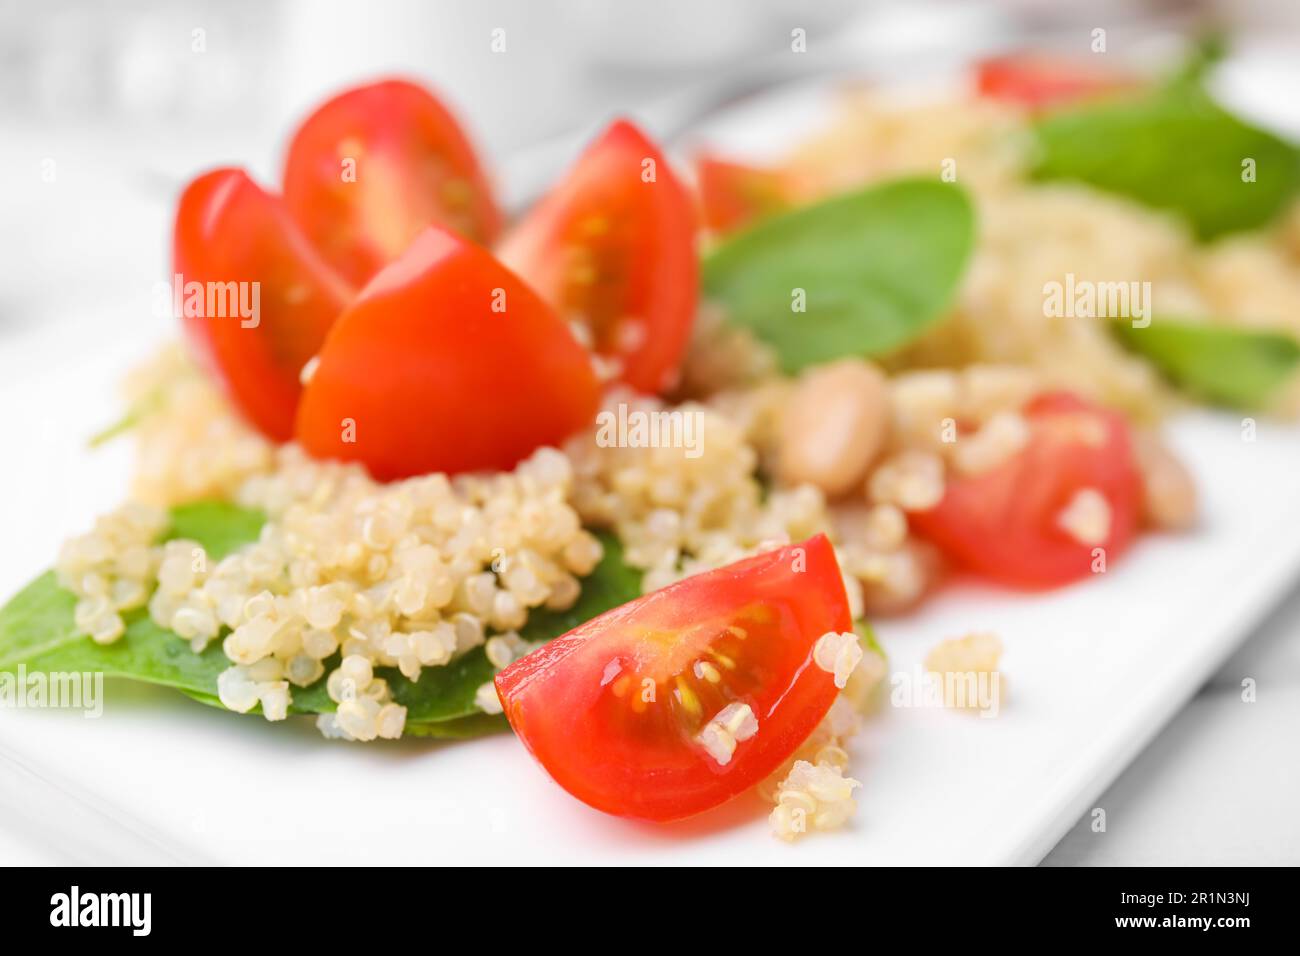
(855, 619), (886, 663)
(1111, 318), (1300, 409)
(0, 502), (640, 739)
(164, 499), (266, 560)
(87, 388), (166, 448)
(0, 571), (240, 695)
(1164, 32), (1229, 91)
(181, 687), (509, 738)
(0, 502), (258, 687)
(403, 713), (511, 739)
(703, 178), (976, 372)
(1032, 83), (1300, 240)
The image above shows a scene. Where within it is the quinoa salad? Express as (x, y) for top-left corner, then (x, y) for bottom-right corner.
(4, 47), (1299, 842)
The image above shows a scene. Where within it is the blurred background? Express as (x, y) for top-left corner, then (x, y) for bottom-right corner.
(0, 0), (1298, 865)
(2, 0), (1299, 339)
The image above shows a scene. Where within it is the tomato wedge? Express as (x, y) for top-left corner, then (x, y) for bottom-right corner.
(495, 534), (851, 821)
(696, 153), (796, 235)
(172, 167), (353, 441)
(497, 119), (698, 395)
(282, 79), (502, 288)
(908, 392), (1142, 589)
(975, 54), (1136, 110)
(295, 226), (598, 480)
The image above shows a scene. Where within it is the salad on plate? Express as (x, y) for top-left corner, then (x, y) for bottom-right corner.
(3, 46), (1299, 843)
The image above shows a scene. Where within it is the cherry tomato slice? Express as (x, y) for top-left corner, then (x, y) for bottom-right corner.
(495, 534), (852, 821)
(172, 167), (353, 441)
(975, 54), (1136, 110)
(497, 119), (698, 395)
(695, 153), (796, 235)
(295, 225), (599, 480)
(282, 79), (502, 288)
(908, 392), (1142, 589)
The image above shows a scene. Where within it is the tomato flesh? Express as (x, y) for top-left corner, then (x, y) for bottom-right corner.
(908, 392), (1142, 588)
(295, 226), (599, 480)
(497, 119), (698, 395)
(495, 534), (851, 821)
(696, 154), (795, 235)
(975, 54), (1136, 110)
(283, 79), (502, 288)
(172, 167), (353, 441)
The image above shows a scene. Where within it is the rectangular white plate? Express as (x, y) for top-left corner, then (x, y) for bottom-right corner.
(3, 65), (1300, 865)
(2, 320), (1299, 865)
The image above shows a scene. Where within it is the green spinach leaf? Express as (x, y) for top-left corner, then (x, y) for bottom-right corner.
(0, 501), (259, 681)
(1111, 318), (1300, 408)
(855, 619), (886, 663)
(703, 178), (975, 372)
(1164, 33), (1228, 90)
(164, 499), (266, 558)
(1032, 84), (1300, 239)
(0, 572), (237, 693)
(404, 713), (511, 739)
(0, 502), (640, 738)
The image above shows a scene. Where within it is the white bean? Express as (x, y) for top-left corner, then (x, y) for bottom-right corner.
(1133, 432), (1197, 530)
(777, 359), (890, 497)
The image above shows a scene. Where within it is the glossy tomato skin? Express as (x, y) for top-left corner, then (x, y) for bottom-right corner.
(295, 226), (599, 480)
(695, 154), (795, 235)
(908, 392), (1142, 589)
(282, 79), (501, 288)
(975, 54), (1135, 110)
(173, 167), (353, 441)
(498, 119), (698, 395)
(495, 534), (851, 821)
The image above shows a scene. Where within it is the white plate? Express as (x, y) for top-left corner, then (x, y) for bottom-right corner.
(3, 67), (1300, 866)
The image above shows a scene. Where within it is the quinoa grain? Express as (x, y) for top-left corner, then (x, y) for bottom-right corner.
(924, 632), (1005, 711)
(867, 450), (945, 511)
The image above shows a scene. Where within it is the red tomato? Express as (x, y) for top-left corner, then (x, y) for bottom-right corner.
(908, 392), (1142, 589)
(172, 168), (353, 441)
(696, 154), (795, 235)
(295, 226), (599, 480)
(975, 54), (1135, 110)
(497, 119), (698, 395)
(495, 534), (852, 821)
(282, 79), (502, 288)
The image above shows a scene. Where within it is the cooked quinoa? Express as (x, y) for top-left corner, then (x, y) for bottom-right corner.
(54, 325), (1167, 748)
(764, 641), (887, 841)
(783, 91), (1300, 417)
(59, 356), (603, 740)
(924, 632), (1005, 712)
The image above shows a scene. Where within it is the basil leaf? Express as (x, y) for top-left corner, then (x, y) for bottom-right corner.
(1111, 318), (1300, 408)
(1032, 84), (1300, 240)
(703, 178), (975, 372)
(0, 503), (640, 737)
